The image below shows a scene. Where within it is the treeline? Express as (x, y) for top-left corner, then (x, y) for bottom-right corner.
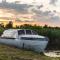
(0, 22), (60, 50)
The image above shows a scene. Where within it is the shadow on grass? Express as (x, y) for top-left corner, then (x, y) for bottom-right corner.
(11, 56), (32, 60)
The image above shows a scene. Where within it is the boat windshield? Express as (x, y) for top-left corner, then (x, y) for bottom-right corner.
(18, 30), (25, 35)
(18, 30), (38, 35)
(26, 30), (32, 34)
(32, 30), (38, 35)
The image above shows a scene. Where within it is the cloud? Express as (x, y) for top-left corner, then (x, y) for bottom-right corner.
(0, 3), (30, 14)
(50, 16), (60, 21)
(32, 8), (60, 23)
(28, 4), (43, 14)
(0, 2), (43, 14)
(49, 0), (58, 5)
(37, 5), (43, 9)
(0, 2), (60, 24)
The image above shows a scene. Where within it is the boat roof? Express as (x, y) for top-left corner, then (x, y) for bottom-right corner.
(2, 29), (46, 39)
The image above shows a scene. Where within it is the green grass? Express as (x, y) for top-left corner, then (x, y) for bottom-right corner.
(0, 44), (59, 60)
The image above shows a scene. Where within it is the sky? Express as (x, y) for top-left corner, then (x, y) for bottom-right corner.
(0, 0), (60, 26)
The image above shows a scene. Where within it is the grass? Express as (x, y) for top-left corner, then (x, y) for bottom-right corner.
(0, 44), (59, 60)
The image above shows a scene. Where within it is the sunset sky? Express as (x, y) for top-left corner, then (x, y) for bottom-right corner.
(0, 0), (60, 27)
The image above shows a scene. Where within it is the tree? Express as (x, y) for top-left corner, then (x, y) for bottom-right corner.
(5, 21), (13, 29)
(44, 24), (48, 28)
(0, 23), (4, 28)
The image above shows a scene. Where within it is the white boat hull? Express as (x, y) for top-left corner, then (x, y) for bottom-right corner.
(0, 38), (48, 52)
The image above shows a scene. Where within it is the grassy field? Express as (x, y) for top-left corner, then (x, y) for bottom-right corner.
(0, 44), (59, 60)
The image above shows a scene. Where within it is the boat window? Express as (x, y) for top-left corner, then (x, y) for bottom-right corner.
(21, 37), (47, 41)
(26, 30), (32, 34)
(18, 30), (25, 35)
(32, 30), (38, 35)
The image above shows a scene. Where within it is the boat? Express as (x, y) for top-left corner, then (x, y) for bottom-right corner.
(0, 29), (49, 52)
